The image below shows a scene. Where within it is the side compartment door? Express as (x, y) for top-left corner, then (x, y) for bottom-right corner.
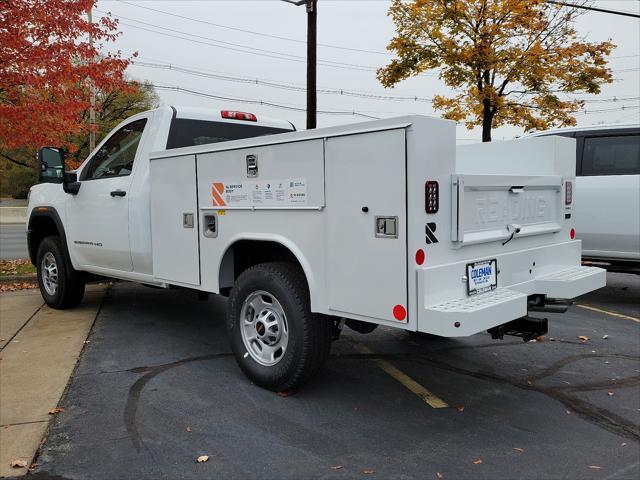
(66, 117), (150, 271)
(325, 129), (408, 323)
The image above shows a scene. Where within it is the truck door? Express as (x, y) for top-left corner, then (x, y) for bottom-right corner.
(65, 116), (151, 271)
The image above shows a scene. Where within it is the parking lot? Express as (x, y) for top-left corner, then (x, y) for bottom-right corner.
(27, 273), (639, 480)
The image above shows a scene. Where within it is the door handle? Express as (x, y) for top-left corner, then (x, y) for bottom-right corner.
(110, 190), (126, 197)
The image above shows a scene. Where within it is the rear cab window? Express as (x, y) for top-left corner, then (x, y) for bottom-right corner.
(166, 118), (293, 150)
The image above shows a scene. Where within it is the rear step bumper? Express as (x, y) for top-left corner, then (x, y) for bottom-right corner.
(535, 265), (607, 299)
(419, 262), (606, 337)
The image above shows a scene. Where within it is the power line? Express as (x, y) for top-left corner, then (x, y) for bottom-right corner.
(142, 80), (637, 119)
(96, 12), (440, 77)
(115, 0), (391, 56)
(547, 1), (640, 18)
(143, 82), (381, 120)
(131, 59), (639, 105)
(96, 12), (377, 71)
(131, 60), (435, 102)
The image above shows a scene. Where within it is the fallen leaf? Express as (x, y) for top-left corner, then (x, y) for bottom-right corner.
(588, 465), (601, 470)
(186, 426), (192, 432)
(607, 391), (614, 397)
(48, 407), (65, 415)
(457, 406), (465, 412)
(513, 447), (524, 454)
(363, 470), (375, 474)
(10, 459), (28, 468)
(578, 335), (589, 342)
(436, 473), (444, 479)
(535, 335), (545, 342)
(473, 459), (483, 465)
(196, 455), (209, 463)
(330, 465), (343, 470)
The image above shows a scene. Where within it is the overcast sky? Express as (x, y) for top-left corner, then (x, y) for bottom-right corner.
(98, 0), (640, 142)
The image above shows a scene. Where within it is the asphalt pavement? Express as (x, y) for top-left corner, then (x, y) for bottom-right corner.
(25, 273), (640, 479)
(0, 224), (28, 260)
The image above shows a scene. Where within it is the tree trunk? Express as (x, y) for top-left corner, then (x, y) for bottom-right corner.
(482, 100), (493, 142)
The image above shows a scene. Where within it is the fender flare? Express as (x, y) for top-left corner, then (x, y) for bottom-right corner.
(27, 206), (77, 277)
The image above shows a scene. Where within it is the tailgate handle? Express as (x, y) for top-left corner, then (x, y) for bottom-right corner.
(509, 186), (524, 194)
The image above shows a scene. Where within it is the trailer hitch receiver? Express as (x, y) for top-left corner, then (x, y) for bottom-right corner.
(488, 316), (548, 342)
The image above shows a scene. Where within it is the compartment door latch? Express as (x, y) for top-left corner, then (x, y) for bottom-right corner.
(246, 154), (258, 178)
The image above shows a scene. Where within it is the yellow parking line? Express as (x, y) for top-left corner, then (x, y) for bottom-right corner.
(352, 343), (448, 409)
(576, 304), (640, 324)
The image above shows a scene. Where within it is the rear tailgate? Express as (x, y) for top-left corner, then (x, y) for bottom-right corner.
(451, 174), (563, 246)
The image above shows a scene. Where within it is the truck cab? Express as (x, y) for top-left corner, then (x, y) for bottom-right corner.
(27, 106), (295, 287)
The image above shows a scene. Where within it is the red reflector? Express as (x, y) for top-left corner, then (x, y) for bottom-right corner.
(415, 249), (425, 266)
(565, 181), (573, 205)
(425, 181), (439, 214)
(570, 228), (576, 240)
(393, 305), (407, 321)
(221, 110), (257, 122)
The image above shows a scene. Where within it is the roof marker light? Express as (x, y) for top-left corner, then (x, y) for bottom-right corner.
(221, 110), (257, 122)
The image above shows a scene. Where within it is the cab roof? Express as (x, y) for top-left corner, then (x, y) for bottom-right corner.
(171, 106), (295, 131)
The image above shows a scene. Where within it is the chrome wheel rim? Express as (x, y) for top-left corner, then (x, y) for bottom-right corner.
(41, 252), (58, 296)
(240, 290), (289, 366)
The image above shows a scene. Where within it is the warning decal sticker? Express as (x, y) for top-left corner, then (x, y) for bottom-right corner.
(211, 178), (307, 207)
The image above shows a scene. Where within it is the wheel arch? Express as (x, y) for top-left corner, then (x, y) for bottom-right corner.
(27, 207), (77, 277)
(218, 234), (316, 303)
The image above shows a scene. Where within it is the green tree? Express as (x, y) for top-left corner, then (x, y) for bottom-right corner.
(377, 0), (615, 141)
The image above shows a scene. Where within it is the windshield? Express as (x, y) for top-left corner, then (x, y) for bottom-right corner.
(166, 118), (293, 150)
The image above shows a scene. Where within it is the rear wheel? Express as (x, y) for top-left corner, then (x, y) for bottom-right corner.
(227, 262), (332, 391)
(36, 236), (85, 309)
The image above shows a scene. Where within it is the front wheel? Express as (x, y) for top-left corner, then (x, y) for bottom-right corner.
(36, 236), (85, 309)
(227, 262), (332, 392)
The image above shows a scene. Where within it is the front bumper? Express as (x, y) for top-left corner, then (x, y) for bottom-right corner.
(417, 242), (606, 337)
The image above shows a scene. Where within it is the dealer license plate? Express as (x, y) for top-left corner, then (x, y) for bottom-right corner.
(466, 259), (498, 296)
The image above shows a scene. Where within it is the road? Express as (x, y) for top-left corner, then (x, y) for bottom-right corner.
(29, 273), (639, 480)
(0, 224), (28, 260)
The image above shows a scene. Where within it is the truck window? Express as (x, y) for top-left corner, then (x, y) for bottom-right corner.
(166, 119), (292, 150)
(581, 135), (640, 176)
(83, 119), (147, 180)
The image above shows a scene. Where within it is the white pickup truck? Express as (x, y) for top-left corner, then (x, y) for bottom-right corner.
(527, 124), (640, 274)
(28, 106), (605, 391)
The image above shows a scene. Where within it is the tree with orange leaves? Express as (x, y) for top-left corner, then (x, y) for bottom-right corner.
(0, 0), (134, 166)
(378, 0), (615, 141)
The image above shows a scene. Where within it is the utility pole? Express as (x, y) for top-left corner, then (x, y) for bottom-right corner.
(282, 0), (317, 129)
(88, 6), (96, 152)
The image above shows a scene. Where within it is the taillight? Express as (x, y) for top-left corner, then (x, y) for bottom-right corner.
(425, 181), (439, 214)
(570, 228), (576, 240)
(565, 181), (573, 205)
(221, 110), (257, 122)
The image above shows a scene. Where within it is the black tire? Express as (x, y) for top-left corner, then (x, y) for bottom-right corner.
(36, 236), (85, 309)
(227, 262), (332, 392)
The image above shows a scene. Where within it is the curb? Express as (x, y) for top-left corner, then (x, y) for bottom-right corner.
(0, 207), (27, 224)
(0, 274), (37, 284)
